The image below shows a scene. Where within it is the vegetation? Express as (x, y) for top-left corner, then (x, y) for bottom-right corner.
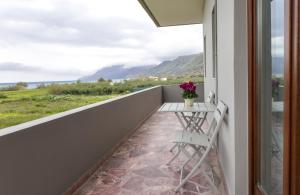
(46, 76), (203, 96)
(0, 82), (29, 92)
(16, 82), (28, 88)
(0, 88), (117, 129)
(0, 94), (8, 99)
(0, 76), (203, 129)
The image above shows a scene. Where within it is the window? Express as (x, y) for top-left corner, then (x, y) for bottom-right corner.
(255, 0), (285, 193)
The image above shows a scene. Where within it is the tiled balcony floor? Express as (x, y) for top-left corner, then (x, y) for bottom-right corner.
(73, 112), (227, 195)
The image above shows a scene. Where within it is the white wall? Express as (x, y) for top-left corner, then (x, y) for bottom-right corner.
(203, 0), (216, 98)
(203, 0), (248, 194)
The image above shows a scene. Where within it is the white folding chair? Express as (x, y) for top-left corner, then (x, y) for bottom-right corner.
(173, 101), (228, 193)
(168, 92), (215, 161)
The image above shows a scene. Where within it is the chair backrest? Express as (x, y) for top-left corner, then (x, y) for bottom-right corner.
(207, 100), (227, 143)
(194, 101), (228, 174)
(206, 91), (215, 104)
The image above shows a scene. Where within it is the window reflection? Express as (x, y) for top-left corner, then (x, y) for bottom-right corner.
(271, 0), (284, 194)
(257, 0), (284, 194)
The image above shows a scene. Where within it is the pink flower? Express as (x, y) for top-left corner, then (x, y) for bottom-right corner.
(179, 81), (198, 99)
(179, 81), (196, 92)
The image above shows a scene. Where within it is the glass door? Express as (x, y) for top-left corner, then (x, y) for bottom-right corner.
(256, 0), (285, 194)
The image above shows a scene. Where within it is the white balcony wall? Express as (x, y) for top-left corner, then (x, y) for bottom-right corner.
(203, 0), (248, 194)
(203, 0), (216, 97)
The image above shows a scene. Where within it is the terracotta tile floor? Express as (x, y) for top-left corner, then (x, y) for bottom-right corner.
(73, 112), (227, 195)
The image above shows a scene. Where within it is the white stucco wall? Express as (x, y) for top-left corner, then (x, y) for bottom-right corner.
(203, 0), (248, 194)
(203, 0), (216, 99)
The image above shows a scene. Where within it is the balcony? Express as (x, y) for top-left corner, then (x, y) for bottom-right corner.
(0, 84), (226, 195)
(73, 111), (227, 195)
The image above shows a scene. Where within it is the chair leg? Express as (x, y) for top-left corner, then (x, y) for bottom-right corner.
(180, 149), (199, 171)
(182, 148), (192, 159)
(175, 150), (208, 192)
(175, 162), (200, 191)
(170, 143), (178, 153)
(190, 145), (203, 158)
(167, 145), (182, 165)
(168, 143), (193, 166)
(176, 158), (219, 193)
(203, 170), (218, 193)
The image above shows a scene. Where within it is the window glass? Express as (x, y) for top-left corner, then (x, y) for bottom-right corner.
(257, 0), (284, 194)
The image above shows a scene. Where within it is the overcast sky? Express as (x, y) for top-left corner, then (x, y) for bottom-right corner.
(0, 0), (203, 83)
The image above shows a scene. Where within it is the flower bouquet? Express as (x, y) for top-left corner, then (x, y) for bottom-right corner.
(179, 81), (198, 107)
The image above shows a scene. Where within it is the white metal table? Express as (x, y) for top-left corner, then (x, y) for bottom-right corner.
(272, 101), (283, 113)
(159, 102), (216, 133)
(159, 102), (216, 113)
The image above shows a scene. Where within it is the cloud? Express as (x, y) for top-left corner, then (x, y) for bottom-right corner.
(272, 36), (284, 58)
(271, 0), (284, 37)
(0, 62), (81, 76)
(0, 1), (152, 48)
(0, 62), (42, 71)
(0, 0), (203, 82)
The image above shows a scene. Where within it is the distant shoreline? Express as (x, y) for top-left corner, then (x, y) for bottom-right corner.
(0, 79), (124, 89)
(0, 80), (76, 89)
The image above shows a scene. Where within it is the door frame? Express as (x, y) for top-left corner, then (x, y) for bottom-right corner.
(248, 0), (300, 194)
(286, 1), (300, 193)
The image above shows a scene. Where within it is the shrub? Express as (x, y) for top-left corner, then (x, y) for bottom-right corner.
(16, 82), (28, 88)
(46, 76), (204, 96)
(0, 85), (23, 91)
(48, 84), (65, 95)
(0, 94), (8, 99)
(47, 82), (114, 96)
(0, 82), (30, 91)
(97, 77), (105, 82)
(20, 97), (31, 101)
(32, 95), (72, 102)
(35, 103), (46, 107)
(37, 83), (46, 89)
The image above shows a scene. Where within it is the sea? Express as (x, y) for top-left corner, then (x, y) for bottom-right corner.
(0, 79), (124, 89)
(0, 81), (76, 89)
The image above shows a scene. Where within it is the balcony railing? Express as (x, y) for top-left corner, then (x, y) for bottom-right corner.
(0, 84), (204, 195)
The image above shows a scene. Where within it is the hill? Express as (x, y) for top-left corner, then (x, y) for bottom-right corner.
(146, 54), (203, 77)
(80, 65), (154, 81)
(81, 53), (203, 82)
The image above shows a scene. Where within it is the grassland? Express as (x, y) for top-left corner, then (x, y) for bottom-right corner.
(0, 76), (203, 129)
(0, 88), (117, 129)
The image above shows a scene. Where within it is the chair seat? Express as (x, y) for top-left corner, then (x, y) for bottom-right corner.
(173, 131), (210, 147)
(183, 112), (205, 118)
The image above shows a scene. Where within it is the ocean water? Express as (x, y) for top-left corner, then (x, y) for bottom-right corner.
(0, 79), (124, 89)
(0, 81), (75, 89)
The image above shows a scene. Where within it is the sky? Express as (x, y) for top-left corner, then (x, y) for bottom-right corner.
(0, 0), (203, 83)
(271, 0), (284, 59)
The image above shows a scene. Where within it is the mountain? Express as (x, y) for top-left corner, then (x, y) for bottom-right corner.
(80, 65), (154, 81)
(81, 53), (203, 81)
(272, 56), (284, 76)
(146, 54), (203, 77)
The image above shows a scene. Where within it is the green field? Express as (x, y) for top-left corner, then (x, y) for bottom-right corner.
(0, 76), (203, 129)
(0, 88), (117, 129)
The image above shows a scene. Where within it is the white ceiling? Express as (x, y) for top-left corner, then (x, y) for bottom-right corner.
(139, 0), (204, 27)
